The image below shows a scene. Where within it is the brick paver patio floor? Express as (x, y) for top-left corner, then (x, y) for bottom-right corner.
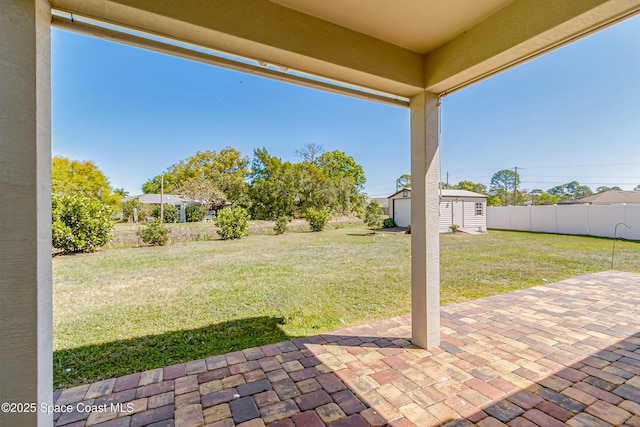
(53, 271), (640, 427)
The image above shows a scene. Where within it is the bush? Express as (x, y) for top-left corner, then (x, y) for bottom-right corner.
(364, 200), (384, 232)
(52, 194), (114, 253)
(450, 224), (460, 233)
(151, 204), (179, 223)
(185, 204), (206, 222)
(383, 218), (396, 228)
(136, 220), (170, 246)
(274, 216), (290, 235)
(306, 207), (330, 232)
(216, 206), (250, 240)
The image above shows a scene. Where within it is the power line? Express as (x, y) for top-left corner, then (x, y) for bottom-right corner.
(446, 161), (640, 175)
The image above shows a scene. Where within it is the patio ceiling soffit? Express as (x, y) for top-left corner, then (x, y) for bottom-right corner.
(50, 0), (640, 104)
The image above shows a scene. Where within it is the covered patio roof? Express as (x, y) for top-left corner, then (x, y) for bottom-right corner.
(2, 1), (640, 425)
(49, 0), (640, 100)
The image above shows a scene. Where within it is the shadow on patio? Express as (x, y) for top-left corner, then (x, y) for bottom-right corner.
(52, 271), (640, 426)
(54, 316), (297, 391)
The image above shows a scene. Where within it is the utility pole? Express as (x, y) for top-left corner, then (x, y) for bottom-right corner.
(513, 166), (518, 206)
(446, 172), (450, 188)
(160, 173), (164, 223)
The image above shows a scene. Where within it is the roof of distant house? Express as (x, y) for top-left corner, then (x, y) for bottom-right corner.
(581, 190), (640, 204)
(388, 189), (487, 199)
(124, 194), (186, 205)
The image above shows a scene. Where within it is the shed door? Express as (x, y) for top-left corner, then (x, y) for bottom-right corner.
(393, 199), (411, 228)
(452, 200), (464, 227)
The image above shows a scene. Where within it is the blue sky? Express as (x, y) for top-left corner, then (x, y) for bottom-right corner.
(52, 14), (640, 198)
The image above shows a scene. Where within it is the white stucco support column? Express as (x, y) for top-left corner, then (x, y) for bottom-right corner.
(410, 91), (440, 349)
(0, 1), (53, 426)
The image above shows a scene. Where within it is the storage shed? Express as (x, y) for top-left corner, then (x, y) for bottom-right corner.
(389, 189), (488, 232)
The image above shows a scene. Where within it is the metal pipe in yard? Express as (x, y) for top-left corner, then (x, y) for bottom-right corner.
(611, 222), (631, 269)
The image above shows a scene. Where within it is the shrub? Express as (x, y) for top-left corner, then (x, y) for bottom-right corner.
(152, 204), (179, 223)
(216, 206), (250, 240)
(274, 216), (290, 235)
(52, 194), (114, 253)
(450, 224), (460, 233)
(136, 220), (170, 246)
(406, 225), (411, 234)
(383, 218), (396, 228)
(185, 204), (206, 222)
(364, 200), (384, 232)
(306, 207), (330, 232)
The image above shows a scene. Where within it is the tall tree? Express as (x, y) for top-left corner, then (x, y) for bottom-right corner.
(142, 147), (249, 202)
(294, 143), (324, 163)
(52, 156), (120, 209)
(490, 169), (519, 205)
(316, 150), (366, 214)
(249, 148), (298, 220)
(248, 148), (367, 219)
(316, 150), (366, 189)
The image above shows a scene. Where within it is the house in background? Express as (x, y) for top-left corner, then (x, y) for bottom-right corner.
(581, 190), (640, 204)
(389, 189), (488, 233)
(123, 194), (189, 222)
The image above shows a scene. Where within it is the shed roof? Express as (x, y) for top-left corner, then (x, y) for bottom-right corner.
(581, 190), (640, 204)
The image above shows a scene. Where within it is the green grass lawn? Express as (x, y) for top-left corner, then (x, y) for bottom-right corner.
(52, 228), (640, 389)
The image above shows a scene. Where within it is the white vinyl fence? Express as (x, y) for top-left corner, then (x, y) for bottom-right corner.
(487, 205), (640, 240)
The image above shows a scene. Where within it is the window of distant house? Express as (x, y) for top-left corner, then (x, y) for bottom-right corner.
(475, 202), (483, 216)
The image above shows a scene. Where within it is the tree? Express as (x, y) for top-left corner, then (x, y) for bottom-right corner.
(113, 188), (129, 197)
(248, 148), (367, 219)
(316, 150), (366, 189)
(142, 148), (249, 203)
(397, 174), (411, 190)
(249, 148), (299, 220)
(52, 156), (121, 209)
(490, 169), (519, 205)
(548, 181), (592, 199)
(596, 186), (622, 193)
(364, 200), (384, 233)
(316, 150), (366, 214)
(52, 194), (114, 253)
(487, 195), (502, 206)
(174, 178), (226, 211)
(529, 189), (558, 205)
(455, 180), (487, 194)
(294, 161), (337, 215)
(294, 143), (324, 163)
